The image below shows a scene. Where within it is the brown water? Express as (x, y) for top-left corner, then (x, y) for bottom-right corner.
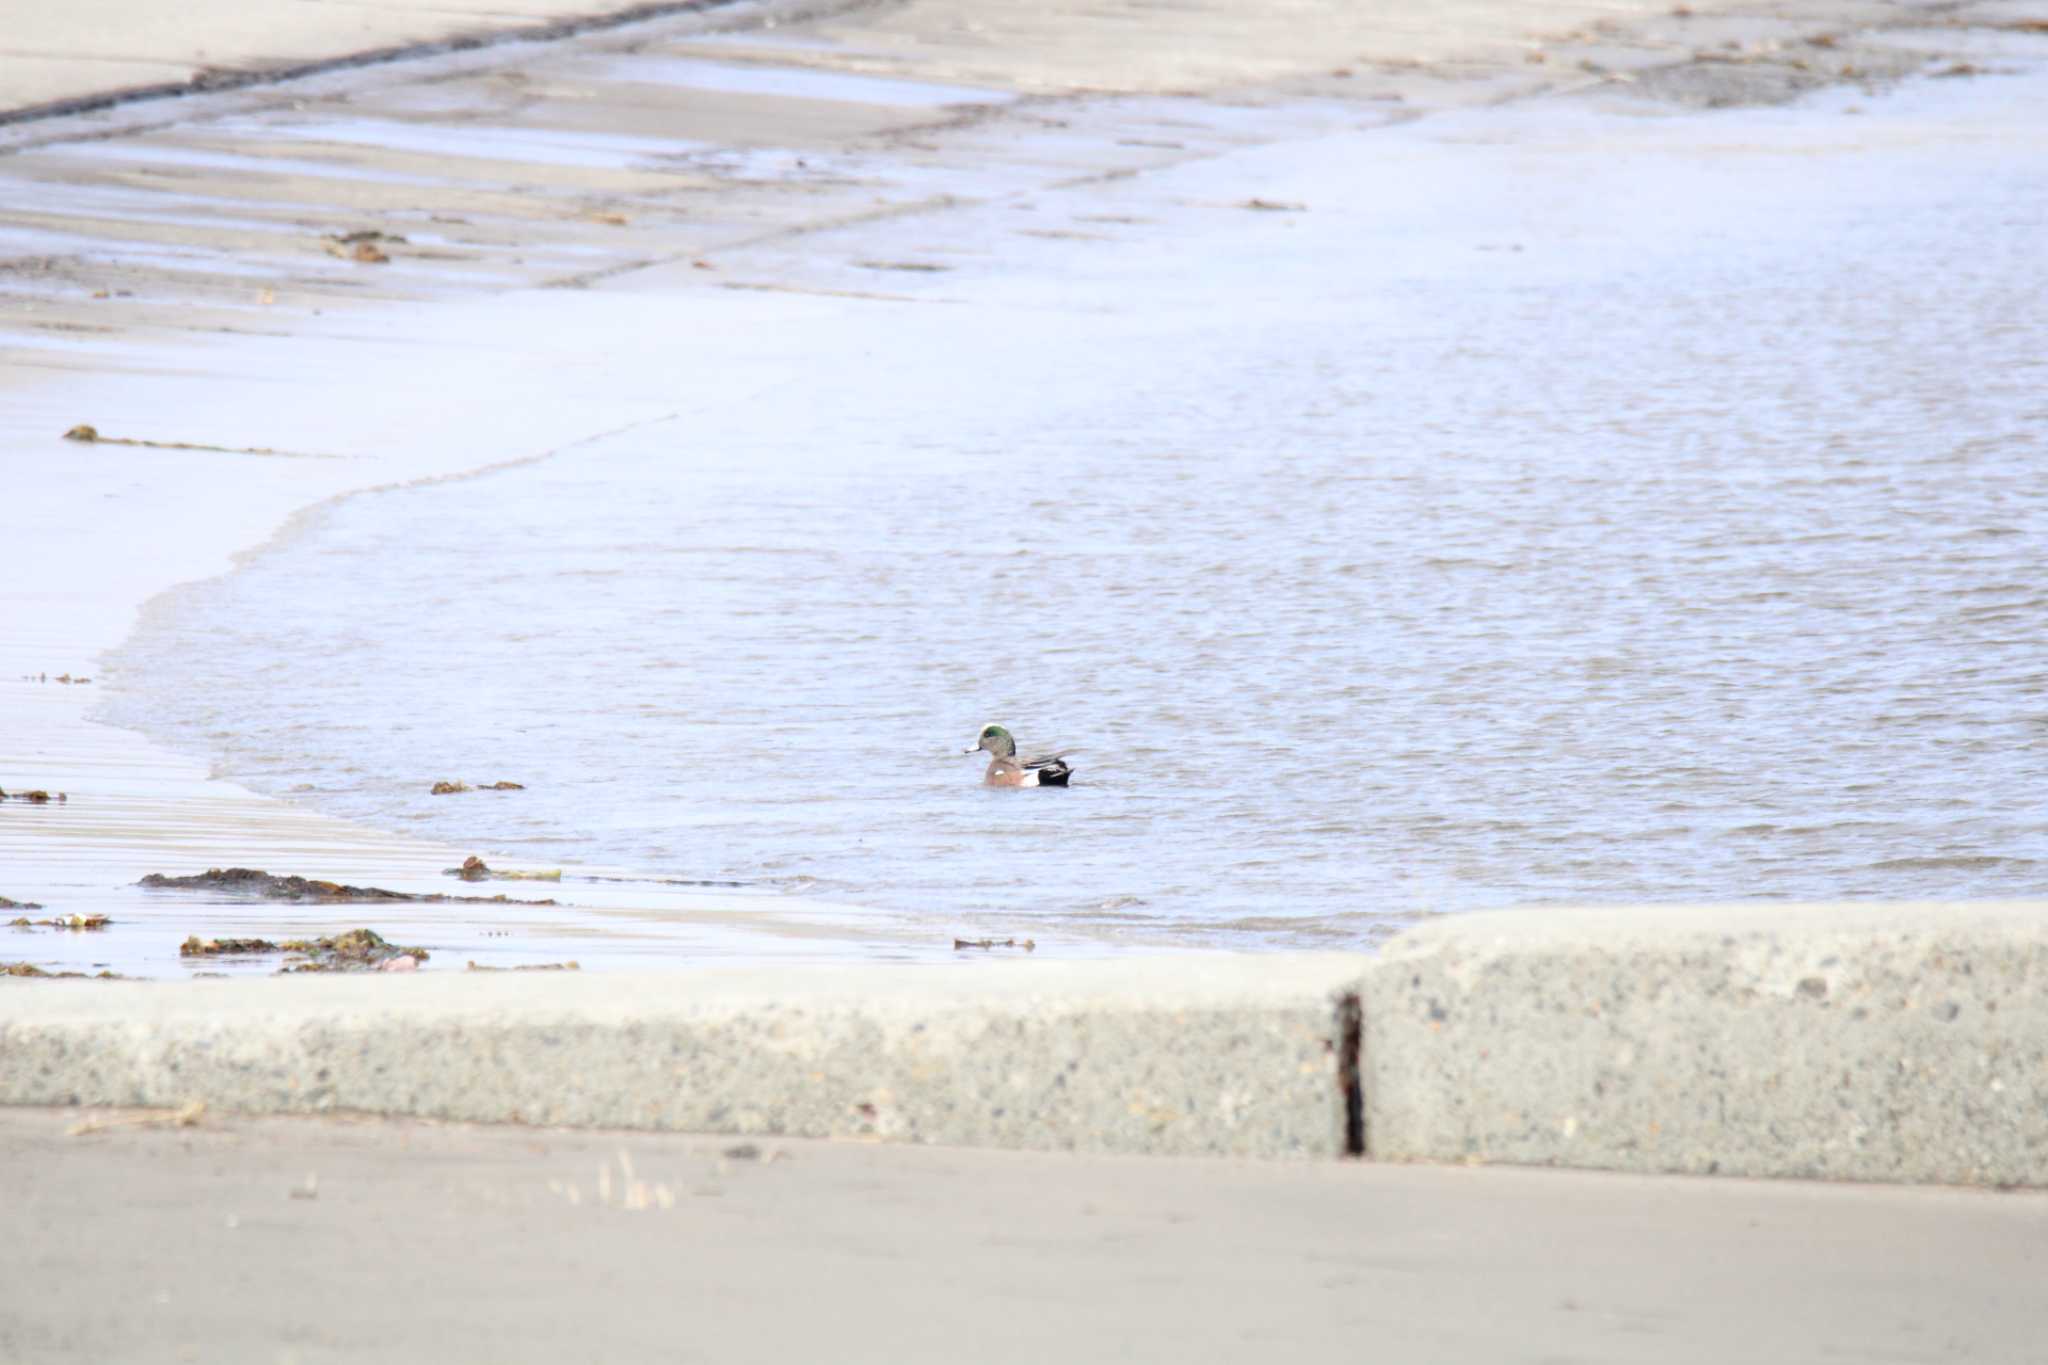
(100, 72), (2048, 953)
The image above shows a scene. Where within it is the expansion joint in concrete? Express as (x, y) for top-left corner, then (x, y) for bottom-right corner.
(1336, 991), (1364, 1158)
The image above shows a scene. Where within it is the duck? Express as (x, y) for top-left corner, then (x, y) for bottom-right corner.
(965, 723), (1073, 787)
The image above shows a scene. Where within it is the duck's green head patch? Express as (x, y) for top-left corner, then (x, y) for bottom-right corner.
(973, 723), (1015, 757)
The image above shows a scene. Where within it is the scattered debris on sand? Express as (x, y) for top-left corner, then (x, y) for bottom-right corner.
(580, 872), (751, 888)
(431, 780), (525, 794)
(181, 928), (429, 972)
(446, 856), (561, 882)
(140, 867), (556, 906)
(323, 229), (405, 263)
(3, 962), (124, 979)
(69, 1101), (206, 1137)
(178, 936), (280, 955)
(466, 960), (580, 971)
(61, 424), (338, 459)
(8, 913), (108, 930)
(953, 937), (1037, 952)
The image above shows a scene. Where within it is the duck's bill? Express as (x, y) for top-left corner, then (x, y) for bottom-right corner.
(962, 746), (981, 754)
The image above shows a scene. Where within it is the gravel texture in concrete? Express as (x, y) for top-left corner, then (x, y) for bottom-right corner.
(0, 954), (1361, 1157)
(1362, 901), (2048, 1185)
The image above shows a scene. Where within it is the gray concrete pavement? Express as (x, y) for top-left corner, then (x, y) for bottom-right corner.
(3, 1105), (2041, 1364)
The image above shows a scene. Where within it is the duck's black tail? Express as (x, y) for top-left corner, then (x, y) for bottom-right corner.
(1032, 758), (1073, 787)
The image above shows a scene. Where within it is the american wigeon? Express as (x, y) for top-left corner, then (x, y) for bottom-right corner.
(965, 723), (1073, 787)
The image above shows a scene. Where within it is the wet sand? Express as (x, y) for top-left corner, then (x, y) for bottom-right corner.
(4, 0), (2043, 975)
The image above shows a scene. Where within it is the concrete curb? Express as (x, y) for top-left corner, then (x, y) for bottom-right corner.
(7, 903), (2046, 1183)
(0, 954), (1362, 1159)
(1364, 902), (2048, 1185)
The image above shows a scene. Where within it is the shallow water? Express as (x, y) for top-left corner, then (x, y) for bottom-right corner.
(104, 74), (2048, 952)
